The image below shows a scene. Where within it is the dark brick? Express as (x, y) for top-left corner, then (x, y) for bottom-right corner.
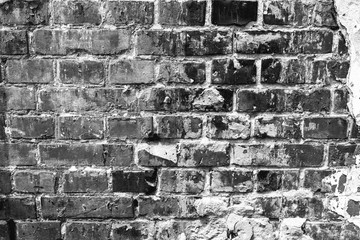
(103, 144), (134, 167)
(138, 144), (178, 167)
(160, 169), (205, 194)
(304, 223), (341, 240)
(64, 222), (111, 240)
(281, 58), (310, 84)
(347, 200), (360, 217)
(0, 115), (5, 140)
(334, 88), (349, 113)
(282, 171), (300, 190)
(237, 89), (285, 112)
(16, 221), (61, 240)
(0, 30), (28, 55)
(304, 117), (348, 139)
(178, 142), (230, 167)
(261, 59), (282, 84)
(257, 171), (283, 192)
(0, 0), (49, 25)
(211, 59), (256, 85)
(312, 60), (331, 84)
(112, 170), (157, 194)
(254, 116), (301, 139)
(109, 60), (154, 85)
(159, 0), (206, 26)
(291, 31), (333, 54)
(5, 87), (36, 110)
(338, 32), (348, 55)
(32, 29), (130, 55)
(329, 144), (358, 166)
(313, 1), (338, 29)
(341, 222), (360, 240)
(193, 88), (233, 112)
(328, 61), (350, 80)
(53, 0), (101, 25)
(0, 143), (37, 166)
(112, 221), (155, 240)
(282, 197), (329, 220)
(59, 60), (105, 85)
(0, 170), (11, 194)
(211, 170), (253, 193)
(41, 196), (133, 219)
(9, 116), (54, 139)
(106, 0), (154, 25)
(157, 61), (206, 84)
(138, 197), (180, 218)
(212, 0), (257, 26)
(253, 197), (282, 219)
(108, 117), (153, 139)
(63, 170), (108, 193)
(185, 31), (232, 56)
(207, 115), (250, 139)
(0, 197), (36, 220)
(13, 171), (56, 193)
(155, 116), (202, 139)
(59, 116), (104, 140)
(0, 221), (9, 240)
(303, 170), (335, 193)
(6, 59), (53, 84)
(285, 89), (331, 112)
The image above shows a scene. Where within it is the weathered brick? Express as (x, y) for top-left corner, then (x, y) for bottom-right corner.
(211, 170), (253, 193)
(347, 199), (360, 217)
(160, 169), (205, 194)
(32, 29), (130, 55)
(9, 116), (54, 139)
(0, 197), (36, 220)
(0, 0), (49, 25)
(282, 197), (330, 220)
(106, 0), (154, 25)
(282, 171), (300, 190)
(64, 221), (111, 240)
(313, 1), (338, 29)
(212, 0), (257, 26)
(193, 88), (233, 112)
(41, 196), (133, 219)
(237, 89), (285, 112)
(159, 0), (206, 26)
(59, 116), (104, 140)
(303, 117), (348, 139)
(138, 196), (181, 218)
(5, 87), (36, 110)
(0, 115), (5, 140)
(59, 60), (105, 85)
(212, 59), (256, 85)
(303, 170), (335, 193)
(328, 61), (350, 80)
(103, 144), (134, 167)
(207, 115), (250, 139)
(0, 143), (37, 166)
(6, 59), (53, 84)
(109, 60), (154, 85)
(232, 144), (324, 167)
(0, 30), (28, 55)
(157, 61), (206, 84)
(329, 144), (358, 166)
(338, 32), (348, 55)
(291, 31), (333, 54)
(112, 170), (157, 194)
(16, 221), (61, 240)
(112, 221), (155, 240)
(178, 142), (230, 167)
(341, 222), (360, 239)
(64, 170), (108, 193)
(334, 88), (349, 113)
(0, 170), (11, 194)
(261, 59), (282, 84)
(13, 171), (56, 193)
(155, 115), (202, 139)
(53, 0), (101, 25)
(285, 89), (331, 112)
(254, 116), (301, 139)
(256, 170), (283, 192)
(0, 221), (9, 240)
(108, 117), (153, 139)
(185, 31), (232, 56)
(138, 144), (178, 167)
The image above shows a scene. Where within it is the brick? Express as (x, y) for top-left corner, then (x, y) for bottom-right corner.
(281, 58), (312, 84)
(41, 196), (133, 219)
(313, 1), (338, 29)
(108, 117), (153, 139)
(0, 0), (49, 25)
(303, 170), (335, 193)
(157, 61), (205, 84)
(338, 32), (348, 55)
(64, 170), (108, 193)
(285, 89), (331, 112)
(185, 31), (232, 56)
(232, 144), (324, 167)
(0, 143), (37, 166)
(16, 221), (61, 240)
(291, 31), (333, 54)
(155, 115), (202, 139)
(0, 221), (9, 240)
(254, 116), (301, 139)
(32, 29), (130, 55)
(6, 59), (53, 84)
(9, 116), (54, 139)
(341, 222), (360, 239)
(112, 170), (157, 194)
(0, 170), (11, 194)
(64, 221), (111, 240)
(304, 223), (341, 240)
(160, 169), (205, 194)
(334, 88), (349, 113)
(59, 116), (104, 140)
(193, 88), (233, 112)
(207, 115), (250, 139)
(347, 199), (360, 217)
(0, 197), (36, 220)
(212, 0), (257, 26)
(256, 170), (283, 192)
(282, 197), (332, 220)
(13, 171), (56, 193)
(159, 0), (206, 26)
(103, 144), (134, 167)
(40, 144), (103, 166)
(138, 144), (178, 167)
(212, 59), (256, 85)
(59, 60), (105, 85)
(251, 197), (282, 219)
(261, 59), (282, 84)
(138, 197), (181, 218)
(109, 60), (154, 85)
(53, 0), (101, 25)
(328, 61), (350, 80)
(282, 171), (300, 190)
(178, 142), (230, 167)
(0, 30), (28, 55)
(0, 115), (5, 140)
(329, 144), (358, 166)
(106, 0), (154, 25)
(237, 89), (285, 112)
(304, 117), (348, 139)
(137, 31), (184, 56)
(211, 170), (253, 193)
(5, 87), (36, 110)
(112, 221), (155, 240)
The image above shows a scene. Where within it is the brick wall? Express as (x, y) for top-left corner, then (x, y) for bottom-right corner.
(0, 0), (357, 239)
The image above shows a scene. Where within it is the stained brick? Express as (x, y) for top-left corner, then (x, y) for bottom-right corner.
(16, 221), (61, 240)
(13, 171), (56, 193)
(109, 60), (155, 85)
(207, 115), (251, 139)
(6, 59), (53, 84)
(254, 116), (301, 139)
(0, 30), (28, 55)
(63, 170), (108, 193)
(237, 89), (285, 112)
(155, 116), (202, 139)
(108, 117), (153, 139)
(0, 197), (36, 220)
(285, 89), (331, 112)
(59, 116), (104, 140)
(5, 87), (36, 110)
(212, 59), (256, 85)
(157, 62), (206, 84)
(304, 117), (348, 139)
(9, 116), (54, 139)
(59, 60), (105, 85)
(328, 144), (358, 166)
(0, 170), (11, 194)
(211, 170), (253, 193)
(160, 169), (205, 194)
(112, 170), (157, 194)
